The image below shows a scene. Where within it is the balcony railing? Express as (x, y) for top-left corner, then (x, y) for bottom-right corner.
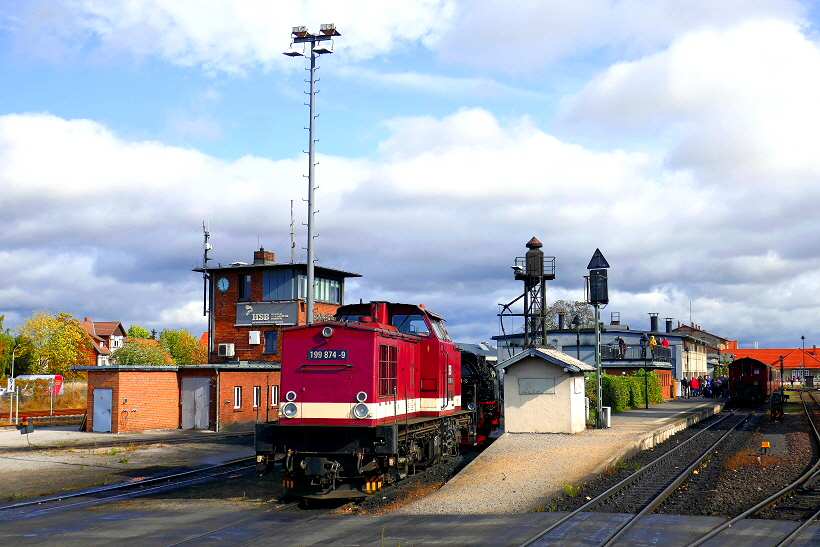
(601, 345), (672, 363)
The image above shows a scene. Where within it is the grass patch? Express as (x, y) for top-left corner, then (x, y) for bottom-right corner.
(561, 483), (583, 497)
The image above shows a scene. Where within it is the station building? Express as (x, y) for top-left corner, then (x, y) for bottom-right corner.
(77, 247), (360, 433)
(494, 312), (721, 400)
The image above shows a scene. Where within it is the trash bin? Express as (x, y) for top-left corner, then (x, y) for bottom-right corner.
(602, 406), (611, 428)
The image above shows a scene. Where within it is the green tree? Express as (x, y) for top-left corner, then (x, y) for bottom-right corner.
(111, 339), (173, 365)
(159, 329), (207, 365)
(127, 325), (151, 339)
(15, 311), (93, 376)
(545, 300), (594, 329)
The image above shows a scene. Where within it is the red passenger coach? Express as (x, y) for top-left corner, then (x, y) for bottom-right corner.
(254, 301), (499, 500)
(728, 357), (781, 403)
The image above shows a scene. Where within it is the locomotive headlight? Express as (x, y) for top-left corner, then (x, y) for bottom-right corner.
(285, 390), (297, 402)
(353, 403), (370, 419)
(321, 326), (334, 338)
(467, 402), (476, 411)
(355, 391), (368, 403)
(282, 402), (298, 418)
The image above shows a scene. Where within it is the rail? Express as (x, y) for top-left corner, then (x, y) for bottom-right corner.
(516, 410), (749, 547)
(682, 390), (820, 547)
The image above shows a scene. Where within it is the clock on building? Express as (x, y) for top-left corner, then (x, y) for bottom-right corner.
(216, 277), (230, 292)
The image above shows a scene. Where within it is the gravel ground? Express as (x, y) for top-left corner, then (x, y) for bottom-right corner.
(0, 427), (255, 501)
(393, 428), (643, 515)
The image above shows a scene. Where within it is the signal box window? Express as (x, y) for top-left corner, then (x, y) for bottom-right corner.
(238, 274), (251, 301)
(378, 344), (398, 397)
(264, 331), (278, 354)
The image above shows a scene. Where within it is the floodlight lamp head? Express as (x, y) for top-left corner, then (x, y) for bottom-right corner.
(283, 48), (304, 57)
(320, 23), (340, 36)
(292, 26), (309, 37)
(313, 43), (333, 54)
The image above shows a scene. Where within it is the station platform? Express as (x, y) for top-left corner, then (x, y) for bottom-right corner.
(397, 397), (726, 515)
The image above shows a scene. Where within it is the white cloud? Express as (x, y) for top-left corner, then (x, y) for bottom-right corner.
(13, 0), (458, 74)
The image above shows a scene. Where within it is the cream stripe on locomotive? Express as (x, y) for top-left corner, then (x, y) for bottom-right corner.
(280, 396), (462, 420)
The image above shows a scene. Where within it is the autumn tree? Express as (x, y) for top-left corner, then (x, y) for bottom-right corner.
(159, 329), (207, 365)
(127, 325), (152, 339)
(15, 311), (93, 375)
(544, 300), (595, 330)
(111, 339), (173, 365)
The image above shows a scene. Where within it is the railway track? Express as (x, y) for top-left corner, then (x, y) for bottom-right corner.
(517, 409), (753, 547)
(520, 392), (820, 547)
(678, 390), (820, 547)
(0, 455), (257, 518)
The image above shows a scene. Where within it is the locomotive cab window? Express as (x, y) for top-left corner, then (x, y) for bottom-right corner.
(391, 314), (430, 337)
(429, 318), (452, 341)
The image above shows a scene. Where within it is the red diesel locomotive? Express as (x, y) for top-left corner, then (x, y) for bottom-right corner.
(254, 301), (501, 500)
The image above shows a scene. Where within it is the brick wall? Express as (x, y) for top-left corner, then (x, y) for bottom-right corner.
(218, 370), (281, 430)
(86, 370), (179, 433)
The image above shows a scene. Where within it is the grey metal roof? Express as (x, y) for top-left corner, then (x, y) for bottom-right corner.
(497, 347), (596, 373)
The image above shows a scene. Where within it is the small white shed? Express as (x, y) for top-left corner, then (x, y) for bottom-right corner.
(498, 347), (595, 434)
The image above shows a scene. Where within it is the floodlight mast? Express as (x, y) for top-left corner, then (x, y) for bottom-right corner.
(285, 24), (340, 325)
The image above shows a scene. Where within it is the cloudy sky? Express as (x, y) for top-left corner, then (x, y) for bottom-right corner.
(2, 1), (820, 349)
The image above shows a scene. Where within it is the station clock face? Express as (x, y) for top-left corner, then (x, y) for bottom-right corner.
(216, 277), (230, 292)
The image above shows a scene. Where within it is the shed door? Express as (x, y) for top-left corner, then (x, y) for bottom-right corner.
(182, 377), (211, 430)
(92, 388), (112, 433)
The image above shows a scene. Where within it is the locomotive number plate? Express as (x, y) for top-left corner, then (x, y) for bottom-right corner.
(307, 349), (348, 360)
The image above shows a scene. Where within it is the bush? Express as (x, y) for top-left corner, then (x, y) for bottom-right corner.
(585, 371), (663, 415)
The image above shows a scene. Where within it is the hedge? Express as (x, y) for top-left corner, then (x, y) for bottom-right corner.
(585, 371), (663, 415)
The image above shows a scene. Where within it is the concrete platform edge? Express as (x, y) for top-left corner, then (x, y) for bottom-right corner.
(527, 401), (725, 511)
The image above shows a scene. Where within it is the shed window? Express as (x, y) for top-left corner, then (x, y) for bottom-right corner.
(253, 386), (261, 408)
(518, 378), (555, 395)
(233, 386), (242, 409)
(378, 344), (398, 397)
(270, 385), (279, 406)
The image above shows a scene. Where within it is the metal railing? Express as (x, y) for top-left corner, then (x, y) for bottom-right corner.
(601, 345), (672, 363)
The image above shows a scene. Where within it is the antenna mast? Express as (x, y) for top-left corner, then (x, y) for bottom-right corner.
(291, 200), (295, 263)
(202, 222), (212, 316)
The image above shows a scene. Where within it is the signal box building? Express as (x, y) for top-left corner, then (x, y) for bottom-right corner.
(76, 248), (360, 434)
(196, 248), (360, 364)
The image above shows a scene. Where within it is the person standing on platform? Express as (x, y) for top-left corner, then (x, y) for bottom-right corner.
(690, 376), (700, 397)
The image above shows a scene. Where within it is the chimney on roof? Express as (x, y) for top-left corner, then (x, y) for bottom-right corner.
(85, 317), (92, 322)
(558, 313), (565, 330)
(649, 313), (659, 332)
(253, 247), (275, 265)
(610, 312), (620, 325)
(665, 318), (673, 333)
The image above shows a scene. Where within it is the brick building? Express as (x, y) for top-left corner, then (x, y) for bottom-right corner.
(196, 247), (360, 364)
(76, 247), (359, 433)
(75, 364), (282, 433)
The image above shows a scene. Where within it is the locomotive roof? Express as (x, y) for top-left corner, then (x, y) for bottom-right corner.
(337, 301), (446, 321)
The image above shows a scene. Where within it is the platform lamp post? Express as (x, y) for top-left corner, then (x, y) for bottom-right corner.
(571, 314), (581, 360)
(586, 249), (610, 429)
(801, 335), (806, 383)
(284, 24), (341, 325)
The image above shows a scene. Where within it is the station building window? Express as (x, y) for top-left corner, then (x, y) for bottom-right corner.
(270, 385), (279, 407)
